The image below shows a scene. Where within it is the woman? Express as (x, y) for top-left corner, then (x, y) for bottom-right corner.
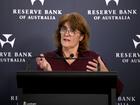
(36, 12), (123, 96)
(36, 12), (108, 72)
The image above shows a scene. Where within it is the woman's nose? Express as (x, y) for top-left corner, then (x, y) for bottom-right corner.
(64, 30), (70, 36)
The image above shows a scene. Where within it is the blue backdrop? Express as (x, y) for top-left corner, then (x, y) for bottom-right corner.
(0, 0), (140, 105)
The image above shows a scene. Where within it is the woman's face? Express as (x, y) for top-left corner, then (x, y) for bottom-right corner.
(60, 22), (83, 50)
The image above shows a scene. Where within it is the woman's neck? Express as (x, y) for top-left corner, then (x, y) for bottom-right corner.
(62, 47), (78, 58)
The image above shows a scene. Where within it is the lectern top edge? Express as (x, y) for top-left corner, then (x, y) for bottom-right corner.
(17, 71), (118, 77)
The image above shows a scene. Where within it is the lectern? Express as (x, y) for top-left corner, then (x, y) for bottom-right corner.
(16, 72), (117, 105)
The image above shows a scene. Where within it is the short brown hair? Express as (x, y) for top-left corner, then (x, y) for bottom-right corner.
(55, 12), (90, 52)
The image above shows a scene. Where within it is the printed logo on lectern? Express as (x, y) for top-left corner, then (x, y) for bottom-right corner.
(133, 34), (140, 49)
(23, 101), (37, 105)
(0, 34), (15, 48)
(105, 0), (119, 6)
(31, 0), (45, 5)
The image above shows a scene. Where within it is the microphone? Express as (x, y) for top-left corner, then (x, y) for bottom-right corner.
(56, 53), (75, 59)
(70, 53), (74, 58)
(32, 52), (93, 60)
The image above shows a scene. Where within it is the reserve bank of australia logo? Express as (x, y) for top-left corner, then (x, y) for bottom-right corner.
(133, 34), (140, 49)
(105, 0), (119, 6)
(0, 34), (16, 48)
(31, 0), (45, 5)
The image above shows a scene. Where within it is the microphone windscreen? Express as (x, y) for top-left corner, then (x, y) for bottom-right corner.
(70, 53), (74, 58)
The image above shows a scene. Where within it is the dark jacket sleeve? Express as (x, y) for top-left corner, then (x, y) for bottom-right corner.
(116, 79), (124, 97)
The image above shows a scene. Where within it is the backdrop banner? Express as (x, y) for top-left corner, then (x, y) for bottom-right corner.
(0, 0), (140, 105)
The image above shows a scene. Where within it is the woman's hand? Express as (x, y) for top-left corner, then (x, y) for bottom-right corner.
(36, 54), (52, 71)
(86, 56), (109, 72)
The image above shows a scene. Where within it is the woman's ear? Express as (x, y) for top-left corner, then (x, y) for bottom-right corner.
(80, 35), (84, 41)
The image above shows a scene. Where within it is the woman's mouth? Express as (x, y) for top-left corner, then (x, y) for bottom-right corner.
(63, 38), (70, 41)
